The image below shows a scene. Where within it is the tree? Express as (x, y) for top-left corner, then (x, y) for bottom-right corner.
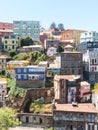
(9, 50), (17, 58)
(0, 108), (21, 130)
(58, 23), (64, 31)
(20, 37), (33, 47)
(50, 22), (56, 29)
(57, 45), (64, 52)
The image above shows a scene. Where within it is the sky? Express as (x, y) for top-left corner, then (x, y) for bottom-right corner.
(0, 0), (98, 31)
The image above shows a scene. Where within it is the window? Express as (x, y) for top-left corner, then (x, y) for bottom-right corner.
(5, 45), (7, 49)
(34, 117), (36, 120)
(40, 118), (43, 124)
(23, 75), (27, 79)
(12, 45), (14, 49)
(18, 75), (21, 79)
(17, 69), (21, 73)
(12, 40), (14, 43)
(5, 41), (7, 44)
(23, 68), (27, 72)
(26, 117), (29, 123)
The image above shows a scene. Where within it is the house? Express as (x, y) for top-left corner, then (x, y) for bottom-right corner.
(6, 60), (30, 77)
(79, 81), (91, 101)
(17, 45), (44, 53)
(61, 29), (85, 44)
(17, 113), (52, 128)
(38, 61), (48, 67)
(40, 33), (48, 43)
(13, 21), (40, 41)
(44, 39), (59, 50)
(0, 22), (13, 38)
(2, 34), (20, 51)
(83, 41), (98, 84)
(54, 45), (83, 78)
(54, 75), (81, 103)
(80, 31), (98, 43)
(0, 78), (7, 101)
(53, 103), (98, 130)
(77, 42), (87, 53)
(0, 55), (11, 71)
(15, 65), (46, 88)
(47, 47), (57, 57)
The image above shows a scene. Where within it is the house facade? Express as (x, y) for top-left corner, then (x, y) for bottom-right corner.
(6, 60), (30, 77)
(83, 41), (98, 84)
(47, 47), (57, 57)
(54, 50), (83, 78)
(15, 66), (46, 88)
(53, 103), (98, 130)
(80, 31), (98, 43)
(13, 21), (40, 41)
(17, 113), (52, 128)
(0, 55), (11, 71)
(0, 22), (13, 38)
(79, 81), (91, 101)
(61, 29), (85, 44)
(54, 75), (81, 103)
(17, 45), (44, 53)
(2, 34), (20, 51)
(0, 78), (7, 101)
(44, 39), (59, 50)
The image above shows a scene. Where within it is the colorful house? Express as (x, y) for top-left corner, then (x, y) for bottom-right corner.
(79, 81), (91, 101)
(15, 65), (46, 88)
(54, 75), (81, 103)
(47, 68), (60, 78)
(6, 60), (30, 77)
(2, 34), (20, 51)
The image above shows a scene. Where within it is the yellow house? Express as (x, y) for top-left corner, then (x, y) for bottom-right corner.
(6, 60), (30, 77)
(2, 34), (20, 51)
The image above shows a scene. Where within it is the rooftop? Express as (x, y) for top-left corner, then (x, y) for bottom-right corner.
(7, 60), (29, 64)
(0, 78), (7, 84)
(80, 81), (90, 86)
(54, 75), (80, 81)
(9, 127), (44, 130)
(64, 44), (74, 49)
(0, 55), (10, 59)
(55, 103), (98, 113)
(23, 45), (43, 49)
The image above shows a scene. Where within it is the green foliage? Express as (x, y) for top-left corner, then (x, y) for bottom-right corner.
(0, 107), (21, 130)
(8, 78), (26, 99)
(9, 50), (17, 58)
(31, 51), (46, 64)
(47, 128), (54, 130)
(94, 83), (98, 89)
(13, 53), (29, 60)
(12, 50), (47, 64)
(35, 53), (46, 64)
(20, 37), (33, 47)
(92, 83), (98, 94)
(57, 45), (64, 52)
(45, 77), (53, 87)
(0, 70), (5, 76)
(30, 100), (45, 113)
(30, 100), (52, 114)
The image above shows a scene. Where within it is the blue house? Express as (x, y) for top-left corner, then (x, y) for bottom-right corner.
(15, 66), (46, 88)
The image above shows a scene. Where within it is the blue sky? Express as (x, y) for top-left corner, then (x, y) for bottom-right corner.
(0, 0), (98, 31)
